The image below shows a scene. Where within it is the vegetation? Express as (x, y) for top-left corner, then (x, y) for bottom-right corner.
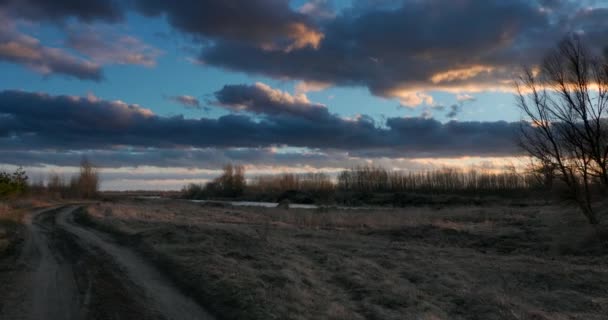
(516, 36), (608, 227)
(80, 199), (608, 320)
(0, 167), (28, 198)
(336, 166), (537, 194)
(0, 203), (24, 258)
(248, 172), (334, 202)
(182, 164), (245, 199)
(183, 164), (545, 205)
(29, 157), (100, 199)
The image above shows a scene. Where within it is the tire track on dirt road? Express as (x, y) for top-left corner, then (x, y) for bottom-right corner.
(0, 206), (215, 320)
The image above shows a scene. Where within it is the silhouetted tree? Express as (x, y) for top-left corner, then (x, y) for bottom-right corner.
(516, 36), (608, 226)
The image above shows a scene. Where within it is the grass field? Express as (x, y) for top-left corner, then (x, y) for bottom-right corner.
(79, 198), (608, 320)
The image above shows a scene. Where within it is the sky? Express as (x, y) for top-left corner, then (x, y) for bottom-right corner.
(1, 0), (608, 190)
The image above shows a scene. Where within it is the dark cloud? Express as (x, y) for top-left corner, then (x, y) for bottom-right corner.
(446, 104), (460, 119)
(132, 0), (323, 51)
(198, 0), (608, 105)
(0, 0), (123, 22)
(213, 82), (329, 120)
(0, 17), (103, 80)
(0, 148), (367, 170)
(3, 0), (606, 102)
(0, 89), (522, 160)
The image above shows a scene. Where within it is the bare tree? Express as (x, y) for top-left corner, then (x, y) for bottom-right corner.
(210, 164), (245, 197)
(77, 157), (100, 199)
(516, 36), (608, 226)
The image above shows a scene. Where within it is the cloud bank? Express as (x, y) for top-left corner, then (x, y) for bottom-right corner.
(0, 89), (522, 162)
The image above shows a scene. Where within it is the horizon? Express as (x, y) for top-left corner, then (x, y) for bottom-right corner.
(2, 0), (608, 190)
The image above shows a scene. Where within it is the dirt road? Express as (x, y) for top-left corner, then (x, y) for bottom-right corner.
(0, 206), (214, 320)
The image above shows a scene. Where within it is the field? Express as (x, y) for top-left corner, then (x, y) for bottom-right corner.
(77, 198), (608, 320)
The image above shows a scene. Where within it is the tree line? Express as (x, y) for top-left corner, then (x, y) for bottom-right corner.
(183, 164), (543, 201)
(1, 158), (100, 200)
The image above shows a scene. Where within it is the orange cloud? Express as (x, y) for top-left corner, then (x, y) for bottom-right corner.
(430, 65), (495, 84)
(285, 22), (324, 52)
(386, 89), (434, 107)
(295, 80), (332, 94)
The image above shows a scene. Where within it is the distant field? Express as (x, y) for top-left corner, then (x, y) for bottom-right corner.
(79, 199), (608, 320)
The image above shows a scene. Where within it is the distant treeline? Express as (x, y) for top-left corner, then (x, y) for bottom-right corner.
(1, 158), (100, 200)
(336, 166), (538, 194)
(183, 165), (547, 204)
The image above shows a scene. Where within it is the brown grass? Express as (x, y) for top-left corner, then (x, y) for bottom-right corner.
(81, 199), (608, 320)
(0, 198), (56, 257)
(0, 202), (25, 257)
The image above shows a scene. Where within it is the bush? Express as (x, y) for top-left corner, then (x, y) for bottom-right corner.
(0, 167), (28, 198)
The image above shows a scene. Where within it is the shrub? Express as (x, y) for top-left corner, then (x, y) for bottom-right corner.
(0, 167), (28, 198)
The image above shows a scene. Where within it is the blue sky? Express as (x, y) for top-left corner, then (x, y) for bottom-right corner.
(0, 5), (519, 123)
(1, 0), (607, 189)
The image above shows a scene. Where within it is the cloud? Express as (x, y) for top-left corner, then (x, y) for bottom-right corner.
(446, 104), (460, 119)
(0, 89), (523, 158)
(2, 0), (608, 105)
(167, 95), (201, 109)
(295, 80), (332, 94)
(0, 148), (356, 169)
(214, 82), (330, 120)
(299, 0), (336, 20)
(0, 16), (102, 80)
(132, 0), (323, 52)
(66, 28), (163, 67)
(0, 0), (123, 22)
(393, 91), (434, 108)
(198, 1), (608, 105)
(456, 93), (476, 102)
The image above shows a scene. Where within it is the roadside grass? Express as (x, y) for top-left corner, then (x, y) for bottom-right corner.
(80, 199), (608, 320)
(0, 198), (56, 258)
(0, 202), (25, 258)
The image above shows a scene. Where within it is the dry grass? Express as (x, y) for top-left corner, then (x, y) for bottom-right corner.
(81, 199), (608, 320)
(0, 198), (55, 257)
(0, 202), (25, 256)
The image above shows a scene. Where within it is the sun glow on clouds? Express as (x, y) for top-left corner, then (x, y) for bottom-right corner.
(259, 22), (324, 52)
(285, 22), (324, 51)
(409, 156), (530, 172)
(430, 65), (496, 84)
(388, 90), (434, 107)
(256, 82), (319, 108)
(295, 80), (332, 94)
